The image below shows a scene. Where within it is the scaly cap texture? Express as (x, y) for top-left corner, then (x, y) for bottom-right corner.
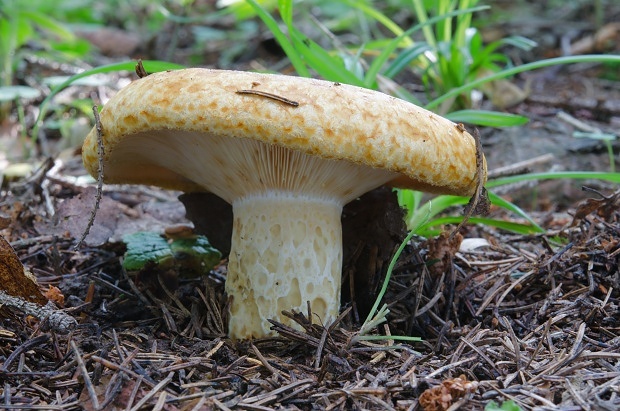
(82, 68), (485, 196)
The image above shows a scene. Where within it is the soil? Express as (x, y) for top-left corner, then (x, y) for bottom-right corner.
(1, 2), (619, 410)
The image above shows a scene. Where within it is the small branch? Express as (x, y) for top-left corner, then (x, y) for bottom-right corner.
(72, 340), (101, 410)
(75, 105), (104, 250)
(135, 59), (149, 78)
(451, 128), (490, 238)
(0, 290), (76, 334)
(236, 89), (299, 106)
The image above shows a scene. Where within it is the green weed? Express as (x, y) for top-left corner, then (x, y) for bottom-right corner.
(0, 0), (90, 88)
(485, 399), (524, 411)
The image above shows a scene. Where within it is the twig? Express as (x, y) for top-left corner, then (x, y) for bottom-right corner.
(124, 375), (144, 411)
(557, 110), (601, 133)
(72, 340), (100, 410)
(0, 291), (76, 334)
(235, 90), (299, 107)
(315, 326), (329, 369)
(487, 153), (555, 179)
(451, 128), (489, 238)
(425, 356), (477, 379)
(75, 105), (104, 250)
(129, 372), (174, 411)
(0, 335), (49, 373)
(251, 344), (281, 378)
(135, 60), (149, 78)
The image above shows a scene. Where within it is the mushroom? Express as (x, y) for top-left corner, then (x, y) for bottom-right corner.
(82, 68), (485, 339)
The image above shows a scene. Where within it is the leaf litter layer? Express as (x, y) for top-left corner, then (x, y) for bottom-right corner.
(0, 167), (618, 410)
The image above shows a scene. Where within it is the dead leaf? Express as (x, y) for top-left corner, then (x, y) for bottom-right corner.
(44, 285), (65, 307)
(74, 27), (141, 57)
(419, 375), (479, 411)
(34, 187), (119, 246)
(0, 214), (10, 229)
(568, 22), (620, 55)
(35, 187), (188, 246)
(0, 234), (47, 305)
(571, 187), (620, 225)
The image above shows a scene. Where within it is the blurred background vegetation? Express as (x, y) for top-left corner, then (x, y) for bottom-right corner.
(1, 0), (619, 236)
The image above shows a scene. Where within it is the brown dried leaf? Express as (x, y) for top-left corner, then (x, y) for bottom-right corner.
(35, 187), (187, 246)
(572, 188), (620, 225)
(0, 214), (10, 230)
(0, 235), (47, 305)
(44, 285), (65, 307)
(419, 375), (479, 411)
(34, 187), (119, 246)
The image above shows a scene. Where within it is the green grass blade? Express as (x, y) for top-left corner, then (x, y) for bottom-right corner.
(446, 109), (529, 127)
(405, 194), (468, 230)
(246, 0), (310, 78)
(383, 43), (432, 79)
(426, 54), (620, 110)
(340, 0), (412, 43)
(364, 5), (488, 89)
(362, 229), (417, 327)
(488, 191), (544, 231)
(288, 28), (365, 85)
(487, 171), (620, 188)
(19, 10), (75, 41)
(411, 0), (436, 48)
(415, 216), (544, 237)
(278, 0), (293, 25)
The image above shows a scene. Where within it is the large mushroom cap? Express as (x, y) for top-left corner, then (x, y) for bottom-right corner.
(82, 68), (484, 197)
(82, 68), (486, 339)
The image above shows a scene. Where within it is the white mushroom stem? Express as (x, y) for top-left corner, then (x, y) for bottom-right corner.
(227, 192), (343, 338)
(101, 133), (398, 339)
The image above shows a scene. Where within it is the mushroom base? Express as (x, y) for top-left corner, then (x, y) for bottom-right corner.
(227, 193), (343, 339)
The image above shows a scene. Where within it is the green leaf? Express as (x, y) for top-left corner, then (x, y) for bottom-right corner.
(405, 194), (469, 231)
(169, 236), (222, 275)
(573, 131), (617, 141)
(32, 60), (185, 141)
(288, 29), (364, 85)
(123, 232), (222, 276)
(488, 192), (544, 232)
(501, 35), (537, 51)
(485, 400), (523, 411)
(383, 43), (432, 78)
(278, 0), (293, 26)
(224, 0), (278, 20)
(364, 5), (488, 88)
(415, 216), (544, 238)
(123, 232), (174, 272)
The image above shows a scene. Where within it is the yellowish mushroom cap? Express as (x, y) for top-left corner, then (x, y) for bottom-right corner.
(82, 68), (484, 198)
